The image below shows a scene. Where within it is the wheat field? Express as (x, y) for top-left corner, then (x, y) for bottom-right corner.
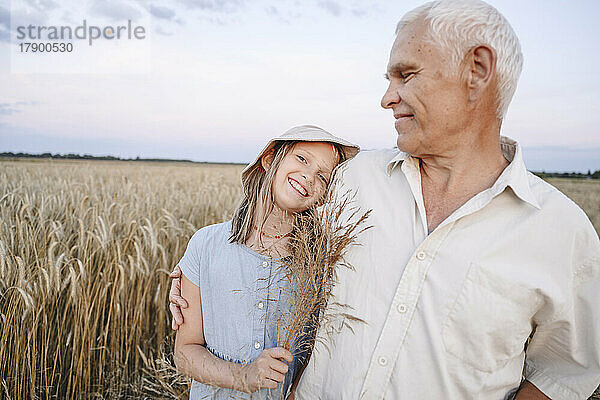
(1, 159), (599, 399)
(0, 159), (244, 399)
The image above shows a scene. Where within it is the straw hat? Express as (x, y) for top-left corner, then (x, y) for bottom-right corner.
(241, 125), (360, 186)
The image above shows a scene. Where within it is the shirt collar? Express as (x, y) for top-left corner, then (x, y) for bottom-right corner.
(495, 136), (541, 209)
(385, 136), (541, 210)
(386, 150), (410, 176)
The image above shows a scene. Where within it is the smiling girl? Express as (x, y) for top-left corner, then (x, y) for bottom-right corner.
(173, 125), (359, 399)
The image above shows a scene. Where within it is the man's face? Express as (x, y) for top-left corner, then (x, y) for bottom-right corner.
(381, 20), (469, 157)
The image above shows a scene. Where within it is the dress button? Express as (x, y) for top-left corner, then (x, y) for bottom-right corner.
(258, 301), (264, 309)
(397, 304), (407, 313)
(262, 261), (268, 267)
(416, 251), (426, 261)
(254, 341), (261, 350)
(378, 356), (388, 366)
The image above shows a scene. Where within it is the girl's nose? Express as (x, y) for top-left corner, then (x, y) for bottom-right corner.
(301, 171), (314, 187)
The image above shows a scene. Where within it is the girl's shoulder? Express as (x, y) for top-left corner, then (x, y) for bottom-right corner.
(188, 220), (232, 249)
(179, 220), (233, 284)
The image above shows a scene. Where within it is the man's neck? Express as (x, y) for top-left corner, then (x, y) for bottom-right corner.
(418, 131), (509, 232)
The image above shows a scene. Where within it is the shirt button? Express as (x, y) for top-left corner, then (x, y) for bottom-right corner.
(397, 304), (407, 313)
(378, 356), (388, 366)
(258, 301), (264, 309)
(262, 261), (268, 267)
(254, 341), (261, 350)
(416, 251), (426, 261)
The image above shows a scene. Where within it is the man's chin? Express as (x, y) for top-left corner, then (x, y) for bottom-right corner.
(396, 134), (415, 153)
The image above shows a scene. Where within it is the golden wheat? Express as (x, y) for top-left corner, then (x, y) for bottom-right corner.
(0, 159), (243, 399)
(0, 160), (598, 399)
(548, 178), (600, 233)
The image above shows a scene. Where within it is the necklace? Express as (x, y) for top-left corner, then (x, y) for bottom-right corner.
(252, 225), (292, 240)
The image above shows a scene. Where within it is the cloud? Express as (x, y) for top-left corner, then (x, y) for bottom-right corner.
(177, 0), (244, 13)
(15, 101), (42, 106)
(23, 0), (59, 13)
(1, 0), (56, 39)
(262, 4), (302, 23)
(154, 25), (173, 36)
(317, 0), (342, 17)
(90, 0), (143, 22)
(265, 5), (278, 16)
(0, 103), (21, 115)
(262, 0), (371, 22)
(149, 5), (176, 21)
(0, 6), (7, 42)
(0, 101), (42, 116)
(0, 5), (8, 30)
(9, 5), (48, 28)
(351, 8), (367, 17)
(166, 0), (245, 25)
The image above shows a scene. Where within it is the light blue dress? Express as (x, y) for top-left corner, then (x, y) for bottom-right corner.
(178, 220), (305, 399)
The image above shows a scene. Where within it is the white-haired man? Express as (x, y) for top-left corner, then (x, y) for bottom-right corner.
(170, 1), (600, 399)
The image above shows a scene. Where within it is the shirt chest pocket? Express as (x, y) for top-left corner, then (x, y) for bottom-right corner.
(442, 262), (541, 373)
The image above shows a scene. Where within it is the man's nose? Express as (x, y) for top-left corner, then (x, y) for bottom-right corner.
(381, 84), (400, 109)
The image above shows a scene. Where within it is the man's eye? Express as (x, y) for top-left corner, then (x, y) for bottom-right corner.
(402, 72), (415, 82)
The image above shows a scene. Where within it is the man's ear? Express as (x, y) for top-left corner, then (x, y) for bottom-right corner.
(466, 44), (497, 102)
(260, 148), (275, 171)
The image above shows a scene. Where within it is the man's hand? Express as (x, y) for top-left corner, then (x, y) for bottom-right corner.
(236, 347), (293, 393)
(169, 266), (188, 330)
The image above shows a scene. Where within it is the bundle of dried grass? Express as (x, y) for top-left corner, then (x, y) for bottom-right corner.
(277, 178), (371, 366)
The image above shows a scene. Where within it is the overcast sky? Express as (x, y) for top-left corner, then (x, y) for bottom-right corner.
(0, 0), (599, 172)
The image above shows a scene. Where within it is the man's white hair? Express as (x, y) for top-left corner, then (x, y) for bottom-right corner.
(396, 0), (523, 119)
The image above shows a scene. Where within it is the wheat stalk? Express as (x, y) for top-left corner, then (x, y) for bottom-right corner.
(277, 181), (372, 366)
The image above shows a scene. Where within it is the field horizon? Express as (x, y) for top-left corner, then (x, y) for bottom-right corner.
(2, 152), (599, 177)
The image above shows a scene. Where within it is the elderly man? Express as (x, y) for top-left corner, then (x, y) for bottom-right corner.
(170, 1), (600, 399)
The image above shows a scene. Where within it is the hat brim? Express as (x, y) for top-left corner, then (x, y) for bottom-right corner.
(241, 125), (360, 185)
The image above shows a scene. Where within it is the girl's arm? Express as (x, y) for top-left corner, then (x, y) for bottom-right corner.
(174, 274), (293, 393)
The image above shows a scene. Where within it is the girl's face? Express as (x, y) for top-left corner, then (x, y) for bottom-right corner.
(269, 142), (339, 213)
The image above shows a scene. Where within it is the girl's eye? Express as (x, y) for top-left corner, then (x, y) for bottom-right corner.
(318, 174), (328, 184)
(297, 155), (306, 163)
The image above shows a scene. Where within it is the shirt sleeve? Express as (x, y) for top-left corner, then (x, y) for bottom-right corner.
(177, 229), (206, 287)
(524, 226), (600, 400)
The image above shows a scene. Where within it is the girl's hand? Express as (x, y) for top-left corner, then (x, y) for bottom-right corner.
(169, 266), (188, 330)
(237, 347), (293, 393)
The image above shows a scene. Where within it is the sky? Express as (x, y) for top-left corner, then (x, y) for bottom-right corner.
(0, 0), (599, 172)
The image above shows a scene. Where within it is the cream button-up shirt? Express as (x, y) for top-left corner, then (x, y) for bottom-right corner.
(296, 137), (600, 400)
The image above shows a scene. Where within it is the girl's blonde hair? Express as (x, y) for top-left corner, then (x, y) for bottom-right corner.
(230, 141), (347, 245)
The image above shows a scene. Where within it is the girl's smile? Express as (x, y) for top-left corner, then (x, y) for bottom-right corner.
(288, 177), (309, 197)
